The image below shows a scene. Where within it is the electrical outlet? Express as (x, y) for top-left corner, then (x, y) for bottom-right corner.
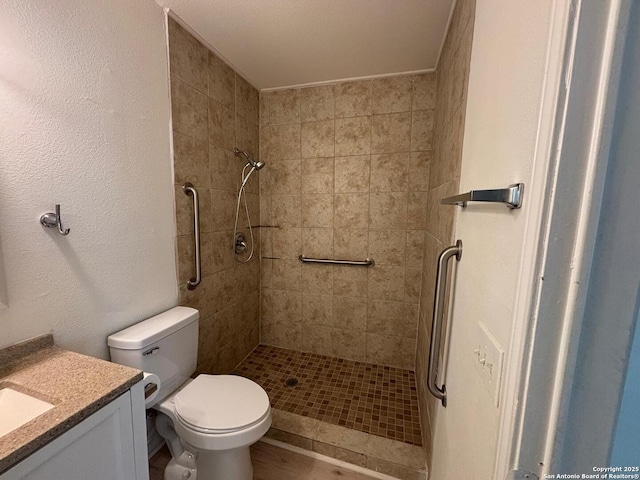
(473, 321), (504, 407)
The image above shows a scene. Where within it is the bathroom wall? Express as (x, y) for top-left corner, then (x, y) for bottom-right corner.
(430, 0), (560, 476)
(167, 18), (261, 374)
(0, 0), (177, 359)
(415, 0), (476, 462)
(259, 74), (436, 369)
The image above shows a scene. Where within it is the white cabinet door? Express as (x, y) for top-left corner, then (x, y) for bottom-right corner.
(2, 388), (148, 480)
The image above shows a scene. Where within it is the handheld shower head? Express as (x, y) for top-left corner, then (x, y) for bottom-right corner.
(234, 148), (265, 170)
(233, 149), (265, 264)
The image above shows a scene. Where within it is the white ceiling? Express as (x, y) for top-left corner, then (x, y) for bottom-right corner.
(156, 0), (455, 90)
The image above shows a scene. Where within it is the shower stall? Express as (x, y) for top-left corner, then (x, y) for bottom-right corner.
(168, 1), (474, 475)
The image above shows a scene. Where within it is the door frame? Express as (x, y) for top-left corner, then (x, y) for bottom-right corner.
(492, 0), (632, 477)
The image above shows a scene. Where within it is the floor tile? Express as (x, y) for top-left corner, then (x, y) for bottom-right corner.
(233, 344), (423, 446)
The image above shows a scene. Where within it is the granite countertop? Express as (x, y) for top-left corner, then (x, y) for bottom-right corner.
(0, 335), (143, 474)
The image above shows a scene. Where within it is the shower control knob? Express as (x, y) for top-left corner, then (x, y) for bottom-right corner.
(235, 233), (248, 254)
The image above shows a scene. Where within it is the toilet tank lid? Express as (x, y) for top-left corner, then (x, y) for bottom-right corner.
(107, 307), (199, 350)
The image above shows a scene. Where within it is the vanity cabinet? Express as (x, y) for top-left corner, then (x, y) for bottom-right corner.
(1, 383), (148, 480)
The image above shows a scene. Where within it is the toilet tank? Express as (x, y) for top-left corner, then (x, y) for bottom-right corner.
(108, 306), (199, 404)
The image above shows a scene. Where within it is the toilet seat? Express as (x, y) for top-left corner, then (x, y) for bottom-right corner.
(176, 408), (271, 435)
(173, 374), (270, 434)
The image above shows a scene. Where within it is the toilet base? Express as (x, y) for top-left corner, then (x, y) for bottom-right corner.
(194, 446), (253, 480)
(164, 458), (197, 480)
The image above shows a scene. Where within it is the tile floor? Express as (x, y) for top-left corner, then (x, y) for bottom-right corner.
(233, 344), (422, 447)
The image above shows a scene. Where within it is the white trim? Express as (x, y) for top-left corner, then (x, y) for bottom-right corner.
(492, 0), (576, 476)
(493, 0), (632, 476)
(434, 0), (457, 70)
(260, 68), (436, 93)
(162, 9), (180, 283)
(258, 437), (405, 480)
(541, 0), (626, 471)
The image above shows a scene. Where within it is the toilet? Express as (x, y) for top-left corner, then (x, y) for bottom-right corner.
(108, 306), (271, 480)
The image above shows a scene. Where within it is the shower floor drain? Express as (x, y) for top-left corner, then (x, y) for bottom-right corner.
(285, 378), (299, 387)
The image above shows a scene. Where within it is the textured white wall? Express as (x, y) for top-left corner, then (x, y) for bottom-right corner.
(429, 0), (556, 478)
(0, 0), (177, 359)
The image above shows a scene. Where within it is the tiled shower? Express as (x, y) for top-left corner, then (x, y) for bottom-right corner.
(259, 72), (434, 369)
(168, 0), (474, 475)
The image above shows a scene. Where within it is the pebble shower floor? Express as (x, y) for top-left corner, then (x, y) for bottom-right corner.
(234, 344), (423, 446)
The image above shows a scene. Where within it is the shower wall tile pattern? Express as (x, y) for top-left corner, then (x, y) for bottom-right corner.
(168, 18), (261, 374)
(414, 0), (476, 465)
(260, 73), (436, 369)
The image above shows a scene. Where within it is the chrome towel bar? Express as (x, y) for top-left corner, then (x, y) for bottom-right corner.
(299, 255), (375, 267)
(183, 183), (201, 290)
(427, 240), (462, 407)
(441, 183), (524, 209)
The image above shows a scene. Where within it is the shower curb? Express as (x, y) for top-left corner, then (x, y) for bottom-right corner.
(267, 408), (428, 480)
(259, 437), (402, 480)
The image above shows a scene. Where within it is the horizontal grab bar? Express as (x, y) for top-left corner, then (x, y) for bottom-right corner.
(441, 183), (524, 209)
(299, 255), (375, 267)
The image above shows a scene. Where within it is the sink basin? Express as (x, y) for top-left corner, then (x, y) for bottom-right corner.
(0, 387), (54, 437)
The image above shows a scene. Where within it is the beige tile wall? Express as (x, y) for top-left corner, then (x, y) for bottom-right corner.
(414, 0), (476, 465)
(168, 18), (261, 374)
(259, 74), (436, 369)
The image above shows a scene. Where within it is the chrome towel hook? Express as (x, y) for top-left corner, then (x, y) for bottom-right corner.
(40, 204), (70, 235)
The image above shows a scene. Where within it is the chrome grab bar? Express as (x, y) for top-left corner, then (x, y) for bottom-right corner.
(427, 240), (462, 407)
(299, 255), (375, 267)
(440, 183), (524, 209)
(183, 183), (201, 290)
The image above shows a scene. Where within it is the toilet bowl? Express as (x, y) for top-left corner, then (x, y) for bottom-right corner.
(107, 307), (271, 480)
(156, 375), (271, 480)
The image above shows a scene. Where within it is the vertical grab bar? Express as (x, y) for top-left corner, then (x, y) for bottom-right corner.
(183, 183), (201, 290)
(427, 239), (462, 407)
